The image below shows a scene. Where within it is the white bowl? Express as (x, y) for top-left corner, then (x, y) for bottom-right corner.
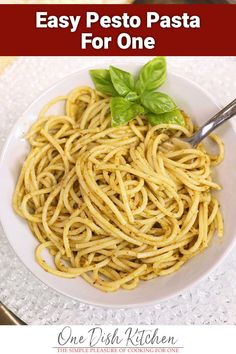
(1, 61), (236, 308)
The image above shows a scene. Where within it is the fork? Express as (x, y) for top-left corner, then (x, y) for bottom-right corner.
(180, 98), (236, 148)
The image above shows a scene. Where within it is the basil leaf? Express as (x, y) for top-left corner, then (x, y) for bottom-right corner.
(110, 66), (135, 97)
(147, 109), (185, 126)
(111, 97), (144, 127)
(141, 91), (176, 115)
(89, 69), (118, 96)
(136, 57), (166, 94)
(125, 91), (140, 102)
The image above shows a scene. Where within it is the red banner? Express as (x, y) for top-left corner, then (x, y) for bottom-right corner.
(0, 4), (235, 56)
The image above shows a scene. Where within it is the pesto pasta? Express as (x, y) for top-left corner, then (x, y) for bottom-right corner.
(13, 86), (224, 292)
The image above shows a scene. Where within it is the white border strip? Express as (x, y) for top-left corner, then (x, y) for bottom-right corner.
(0, 325), (234, 354)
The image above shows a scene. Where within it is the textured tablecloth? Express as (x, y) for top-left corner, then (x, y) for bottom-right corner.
(0, 56), (236, 325)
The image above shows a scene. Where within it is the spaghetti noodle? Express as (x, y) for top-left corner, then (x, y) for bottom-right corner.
(13, 86), (224, 292)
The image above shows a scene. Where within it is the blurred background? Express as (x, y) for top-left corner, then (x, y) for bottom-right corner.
(136, 0), (234, 3)
(137, 0), (235, 3)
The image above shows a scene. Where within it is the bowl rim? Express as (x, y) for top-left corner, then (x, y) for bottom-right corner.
(0, 61), (235, 309)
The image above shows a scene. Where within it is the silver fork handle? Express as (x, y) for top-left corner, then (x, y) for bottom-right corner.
(186, 98), (236, 147)
(0, 302), (26, 325)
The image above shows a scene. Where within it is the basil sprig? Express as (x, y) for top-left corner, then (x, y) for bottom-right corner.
(89, 57), (184, 127)
(110, 66), (135, 97)
(135, 56), (167, 94)
(141, 91), (176, 115)
(89, 69), (118, 97)
(147, 110), (185, 127)
(111, 98), (144, 127)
